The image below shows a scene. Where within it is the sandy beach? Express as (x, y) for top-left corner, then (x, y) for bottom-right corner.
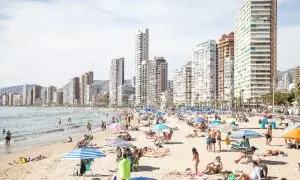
(0, 114), (300, 180)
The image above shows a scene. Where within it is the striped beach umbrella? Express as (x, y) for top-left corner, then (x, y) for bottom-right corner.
(62, 147), (106, 159)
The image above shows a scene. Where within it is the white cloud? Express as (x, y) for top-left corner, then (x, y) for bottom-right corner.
(0, 0), (298, 88)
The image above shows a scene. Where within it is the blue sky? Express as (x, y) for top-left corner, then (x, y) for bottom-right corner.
(0, 0), (299, 88)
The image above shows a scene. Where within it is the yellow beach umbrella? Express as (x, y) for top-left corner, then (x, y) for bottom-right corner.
(283, 128), (300, 140)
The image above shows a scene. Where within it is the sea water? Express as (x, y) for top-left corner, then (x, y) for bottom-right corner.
(0, 107), (115, 155)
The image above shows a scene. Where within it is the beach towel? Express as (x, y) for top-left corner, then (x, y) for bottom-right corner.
(118, 158), (131, 180)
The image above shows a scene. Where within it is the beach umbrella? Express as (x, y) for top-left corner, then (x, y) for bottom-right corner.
(155, 112), (164, 116)
(130, 177), (157, 180)
(193, 117), (205, 123)
(281, 124), (300, 136)
(218, 124), (239, 133)
(106, 139), (134, 147)
(109, 123), (123, 130)
(230, 130), (263, 139)
(152, 124), (169, 131)
(62, 147), (106, 159)
(283, 128), (300, 139)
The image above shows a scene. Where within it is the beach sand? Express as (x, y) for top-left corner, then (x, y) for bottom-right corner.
(0, 115), (300, 180)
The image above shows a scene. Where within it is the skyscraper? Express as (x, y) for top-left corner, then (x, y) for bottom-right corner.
(80, 71), (94, 105)
(217, 32), (234, 101)
(135, 28), (149, 106)
(173, 61), (192, 106)
(148, 57), (168, 105)
(32, 85), (42, 105)
(234, 0), (277, 100)
(69, 77), (80, 105)
(22, 84), (29, 105)
(109, 58), (125, 106)
(192, 40), (217, 105)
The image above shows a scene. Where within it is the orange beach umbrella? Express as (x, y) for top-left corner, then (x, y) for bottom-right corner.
(283, 128), (300, 140)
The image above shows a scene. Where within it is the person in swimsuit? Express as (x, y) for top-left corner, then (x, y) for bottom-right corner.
(5, 130), (11, 145)
(263, 149), (285, 156)
(192, 147), (200, 175)
(203, 156), (223, 174)
(216, 130), (222, 152)
(206, 129), (212, 151)
(265, 125), (272, 145)
(211, 129), (217, 152)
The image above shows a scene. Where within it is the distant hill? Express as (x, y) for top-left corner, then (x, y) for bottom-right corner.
(277, 68), (295, 82)
(0, 84), (40, 94)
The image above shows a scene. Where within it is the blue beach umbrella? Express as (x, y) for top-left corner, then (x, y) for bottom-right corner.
(230, 130), (263, 139)
(152, 124), (169, 131)
(281, 123), (300, 136)
(193, 117), (205, 123)
(211, 120), (221, 124)
(130, 177), (157, 180)
(62, 147), (106, 159)
(106, 139), (134, 147)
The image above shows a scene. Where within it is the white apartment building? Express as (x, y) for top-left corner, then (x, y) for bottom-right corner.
(223, 57), (234, 101)
(22, 84), (29, 105)
(135, 29), (149, 106)
(173, 61), (192, 106)
(282, 72), (290, 91)
(13, 94), (22, 106)
(63, 83), (69, 105)
(192, 40), (217, 105)
(147, 57), (168, 106)
(109, 58), (125, 106)
(234, 0), (277, 100)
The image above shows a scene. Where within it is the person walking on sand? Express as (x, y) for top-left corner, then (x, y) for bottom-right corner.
(87, 122), (91, 132)
(192, 147), (200, 175)
(101, 121), (105, 131)
(265, 125), (272, 145)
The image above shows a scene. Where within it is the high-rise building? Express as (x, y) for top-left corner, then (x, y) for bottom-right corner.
(8, 93), (14, 106)
(32, 85), (42, 105)
(295, 66), (300, 86)
(63, 83), (69, 105)
(173, 61), (192, 106)
(22, 84), (29, 106)
(13, 94), (22, 106)
(46, 86), (56, 104)
(69, 77), (80, 105)
(281, 73), (290, 91)
(167, 80), (173, 90)
(53, 91), (63, 105)
(148, 57), (168, 105)
(192, 40), (217, 105)
(217, 32), (234, 101)
(2, 94), (9, 106)
(41, 88), (48, 105)
(118, 84), (135, 106)
(85, 84), (101, 106)
(234, 0), (277, 100)
(80, 71), (94, 105)
(109, 58), (125, 106)
(135, 28), (149, 106)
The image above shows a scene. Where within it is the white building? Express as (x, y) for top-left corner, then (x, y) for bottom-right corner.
(192, 40), (217, 105)
(109, 58), (125, 106)
(63, 83), (69, 105)
(85, 84), (101, 105)
(13, 94), (22, 106)
(41, 88), (48, 105)
(282, 73), (290, 91)
(53, 91), (63, 105)
(22, 84), (29, 105)
(148, 57), (168, 106)
(234, 0), (277, 100)
(173, 61), (192, 106)
(223, 57), (234, 101)
(2, 94), (8, 106)
(135, 28), (149, 106)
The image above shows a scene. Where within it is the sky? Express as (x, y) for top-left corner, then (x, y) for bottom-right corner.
(0, 0), (299, 88)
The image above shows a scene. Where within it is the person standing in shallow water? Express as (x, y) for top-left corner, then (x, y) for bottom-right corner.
(5, 130), (11, 145)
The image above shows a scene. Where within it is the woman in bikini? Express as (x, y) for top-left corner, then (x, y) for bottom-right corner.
(203, 156), (223, 174)
(192, 147), (200, 175)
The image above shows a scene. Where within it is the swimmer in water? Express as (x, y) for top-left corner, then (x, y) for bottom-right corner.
(58, 118), (61, 125)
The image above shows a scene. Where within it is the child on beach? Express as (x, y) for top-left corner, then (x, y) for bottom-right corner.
(225, 136), (230, 150)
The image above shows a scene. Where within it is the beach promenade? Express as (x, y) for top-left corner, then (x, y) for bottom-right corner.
(0, 114), (299, 180)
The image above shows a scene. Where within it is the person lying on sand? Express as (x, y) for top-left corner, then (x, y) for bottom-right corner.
(186, 130), (199, 138)
(263, 149), (286, 157)
(234, 146), (257, 164)
(203, 156), (223, 174)
(9, 155), (47, 165)
(142, 147), (170, 157)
